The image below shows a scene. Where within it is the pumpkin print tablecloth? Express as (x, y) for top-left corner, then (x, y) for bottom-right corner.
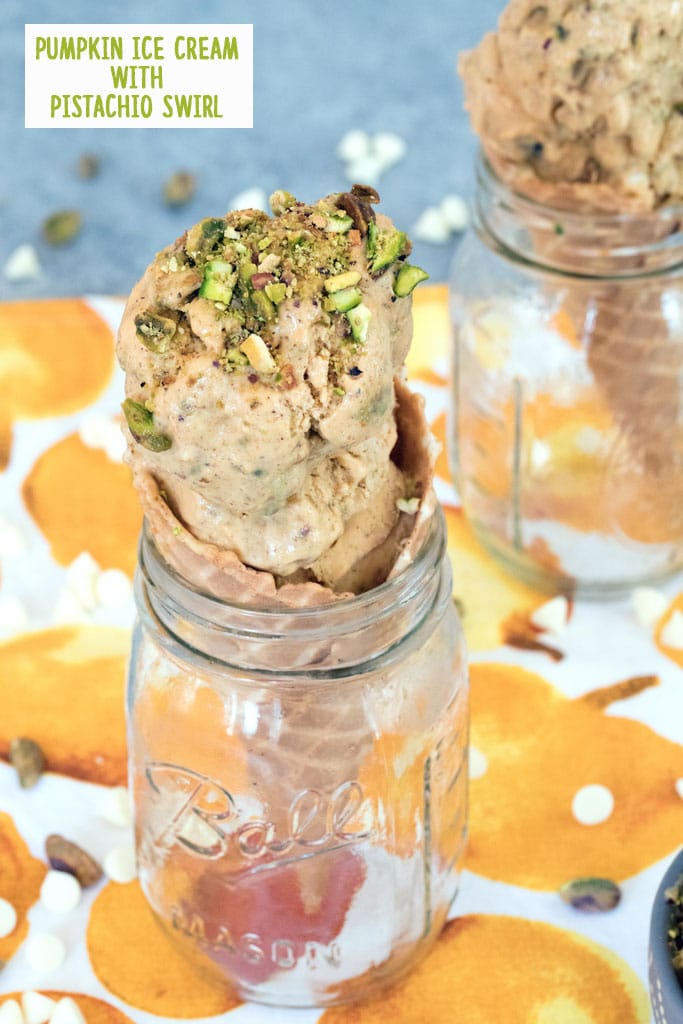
(0, 288), (682, 1023)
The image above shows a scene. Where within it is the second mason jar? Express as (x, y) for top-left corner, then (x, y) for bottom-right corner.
(127, 510), (467, 1008)
(450, 156), (683, 595)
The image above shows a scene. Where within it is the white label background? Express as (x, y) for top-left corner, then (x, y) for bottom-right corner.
(25, 24), (253, 128)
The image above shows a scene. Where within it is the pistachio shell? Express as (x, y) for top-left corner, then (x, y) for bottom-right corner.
(559, 877), (621, 913)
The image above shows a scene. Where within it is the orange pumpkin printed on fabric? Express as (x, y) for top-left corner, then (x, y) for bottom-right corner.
(320, 915), (649, 1024)
(87, 880), (241, 1017)
(23, 432), (141, 577)
(443, 506), (548, 652)
(0, 813), (46, 965)
(467, 664), (683, 889)
(0, 627), (128, 785)
(405, 284), (450, 386)
(0, 299), (114, 470)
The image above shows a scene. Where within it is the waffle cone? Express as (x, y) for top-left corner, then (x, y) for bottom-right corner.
(136, 376), (438, 854)
(134, 375), (437, 611)
(498, 170), (683, 538)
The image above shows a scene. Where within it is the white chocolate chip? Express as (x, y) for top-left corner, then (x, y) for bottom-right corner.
(412, 207), (451, 245)
(49, 998), (87, 1024)
(469, 746), (488, 780)
(337, 129), (372, 163)
(571, 784), (614, 825)
(0, 517), (27, 558)
(100, 785), (133, 828)
(0, 1000), (23, 1024)
(24, 932), (67, 973)
(345, 154), (385, 187)
(103, 844), (137, 884)
(78, 414), (111, 450)
(95, 569), (132, 609)
(530, 439), (551, 470)
(64, 552), (101, 611)
(660, 609), (683, 649)
(440, 194), (470, 233)
(40, 869), (82, 914)
(573, 426), (604, 455)
(0, 595), (28, 634)
(675, 778), (683, 800)
(102, 423), (126, 463)
(229, 187), (268, 213)
(0, 897), (17, 938)
(373, 132), (407, 168)
(530, 595), (569, 635)
(22, 991), (57, 1024)
(632, 587), (669, 628)
(4, 244), (41, 282)
(52, 591), (92, 627)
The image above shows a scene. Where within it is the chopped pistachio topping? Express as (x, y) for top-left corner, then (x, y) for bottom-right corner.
(325, 212), (354, 233)
(200, 259), (237, 304)
(346, 302), (372, 343)
(393, 263), (429, 297)
(325, 270), (361, 293)
(324, 286), (362, 313)
(264, 282), (287, 304)
(122, 399), (172, 452)
(270, 190), (297, 215)
(134, 311), (177, 353)
(368, 226), (407, 273)
(240, 334), (277, 373)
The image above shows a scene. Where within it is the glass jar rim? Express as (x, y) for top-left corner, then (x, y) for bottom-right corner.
(140, 506), (444, 624)
(474, 152), (683, 278)
(478, 152), (683, 229)
(135, 509), (453, 677)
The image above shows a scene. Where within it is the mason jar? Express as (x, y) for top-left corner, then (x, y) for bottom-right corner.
(450, 156), (683, 595)
(127, 510), (468, 1008)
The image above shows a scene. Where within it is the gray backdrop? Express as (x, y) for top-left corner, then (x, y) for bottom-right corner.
(2, 0), (505, 300)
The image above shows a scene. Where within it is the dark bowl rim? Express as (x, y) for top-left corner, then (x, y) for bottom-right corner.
(650, 845), (683, 1017)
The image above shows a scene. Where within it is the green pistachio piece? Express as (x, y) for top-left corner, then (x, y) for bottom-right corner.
(393, 263), (429, 297)
(264, 282), (287, 304)
(199, 259), (237, 304)
(326, 286), (362, 313)
(239, 260), (257, 284)
(42, 210), (82, 246)
(346, 302), (371, 342)
(270, 190), (297, 215)
(251, 289), (276, 321)
(559, 878), (622, 913)
(325, 270), (361, 293)
(369, 228), (407, 273)
(185, 218), (226, 261)
(134, 311), (177, 353)
(122, 399), (172, 452)
(325, 213), (354, 233)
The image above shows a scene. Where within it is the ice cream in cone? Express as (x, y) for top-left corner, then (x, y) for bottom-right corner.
(119, 189), (465, 1005)
(455, 0), (683, 585)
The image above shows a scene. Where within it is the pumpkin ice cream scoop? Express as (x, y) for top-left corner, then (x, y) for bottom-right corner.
(117, 187), (431, 595)
(460, 0), (683, 211)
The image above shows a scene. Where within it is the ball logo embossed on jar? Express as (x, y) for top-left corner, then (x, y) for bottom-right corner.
(145, 761), (376, 864)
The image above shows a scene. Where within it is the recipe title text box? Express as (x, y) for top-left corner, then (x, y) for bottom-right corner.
(25, 24), (253, 128)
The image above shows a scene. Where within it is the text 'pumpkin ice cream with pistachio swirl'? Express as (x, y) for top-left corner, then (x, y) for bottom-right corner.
(117, 186), (432, 602)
